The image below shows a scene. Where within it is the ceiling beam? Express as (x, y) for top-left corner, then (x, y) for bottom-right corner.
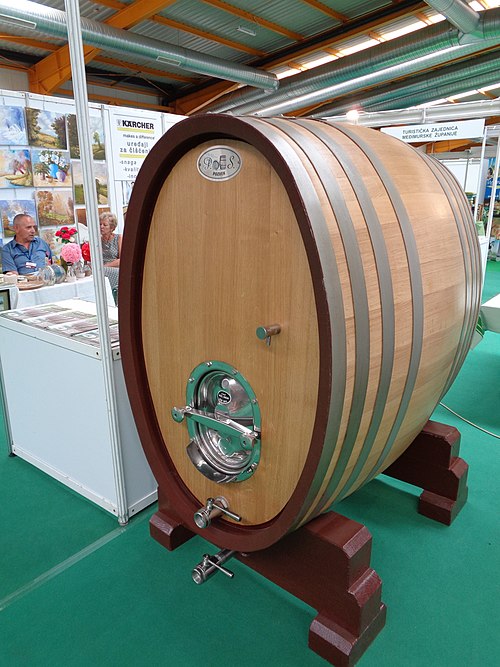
(415, 11), (434, 25)
(95, 56), (193, 82)
(481, 90), (498, 99)
(426, 139), (481, 152)
(55, 87), (174, 112)
(90, 0), (125, 9)
(29, 0), (177, 94)
(0, 35), (193, 83)
(173, 80), (240, 115)
(299, 1), (348, 22)
(0, 35), (60, 51)
(78, 78), (162, 98)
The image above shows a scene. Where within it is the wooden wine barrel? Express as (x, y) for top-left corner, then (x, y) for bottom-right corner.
(120, 115), (480, 552)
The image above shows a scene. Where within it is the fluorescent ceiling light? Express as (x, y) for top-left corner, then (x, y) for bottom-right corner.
(346, 109), (359, 120)
(448, 90), (482, 101)
(383, 21), (426, 41)
(237, 25), (256, 37)
(303, 55), (337, 69)
(276, 68), (302, 80)
(339, 39), (379, 56)
(156, 56), (182, 67)
(479, 82), (500, 92)
(0, 13), (36, 29)
(415, 99), (449, 108)
(425, 13), (446, 23)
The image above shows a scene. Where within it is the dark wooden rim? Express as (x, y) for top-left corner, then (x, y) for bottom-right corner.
(119, 114), (332, 551)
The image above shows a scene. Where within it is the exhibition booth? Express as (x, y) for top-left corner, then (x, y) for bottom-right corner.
(0, 89), (184, 523)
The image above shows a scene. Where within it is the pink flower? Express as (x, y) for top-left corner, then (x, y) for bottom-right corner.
(61, 242), (82, 264)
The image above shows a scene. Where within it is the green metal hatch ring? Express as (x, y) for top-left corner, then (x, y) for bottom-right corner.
(176, 360), (261, 483)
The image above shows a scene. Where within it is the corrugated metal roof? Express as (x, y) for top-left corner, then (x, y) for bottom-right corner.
(0, 0), (498, 115)
(333, 0), (391, 20)
(154, 0), (296, 54)
(0, 38), (50, 58)
(130, 20), (277, 63)
(37, 0), (117, 23)
(205, 0), (340, 36)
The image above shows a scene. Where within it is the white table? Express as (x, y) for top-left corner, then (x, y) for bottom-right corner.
(480, 293), (500, 334)
(8, 276), (115, 309)
(0, 299), (157, 522)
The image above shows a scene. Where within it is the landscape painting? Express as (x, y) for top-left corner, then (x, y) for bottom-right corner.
(72, 161), (108, 205)
(0, 199), (37, 238)
(0, 106), (28, 145)
(68, 114), (106, 160)
(36, 189), (74, 227)
(0, 149), (33, 188)
(26, 107), (67, 149)
(40, 228), (62, 257)
(32, 149), (72, 187)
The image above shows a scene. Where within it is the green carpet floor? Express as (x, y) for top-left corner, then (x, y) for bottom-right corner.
(1, 262), (499, 666)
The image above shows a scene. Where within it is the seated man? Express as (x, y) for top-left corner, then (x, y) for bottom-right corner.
(2, 213), (52, 275)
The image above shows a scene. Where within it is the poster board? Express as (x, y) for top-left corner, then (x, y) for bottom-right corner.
(0, 90), (185, 270)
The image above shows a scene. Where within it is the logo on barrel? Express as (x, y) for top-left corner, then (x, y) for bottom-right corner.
(197, 146), (242, 181)
(217, 390), (232, 405)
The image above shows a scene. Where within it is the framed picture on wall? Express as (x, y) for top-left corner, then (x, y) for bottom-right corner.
(26, 108), (67, 149)
(0, 286), (11, 312)
(36, 189), (74, 227)
(32, 149), (72, 187)
(0, 199), (38, 238)
(0, 149), (33, 188)
(68, 114), (106, 160)
(72, 161), (108, 205)
(0, 106), (28, 145)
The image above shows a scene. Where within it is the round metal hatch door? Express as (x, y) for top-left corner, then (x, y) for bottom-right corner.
(172, 361), (261, 483)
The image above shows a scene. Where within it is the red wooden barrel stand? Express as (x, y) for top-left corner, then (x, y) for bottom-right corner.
(149, 419), (468, 666)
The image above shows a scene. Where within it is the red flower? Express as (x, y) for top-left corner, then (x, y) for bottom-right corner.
(56, 226), (78, 244)
(81, 242), (91, 262)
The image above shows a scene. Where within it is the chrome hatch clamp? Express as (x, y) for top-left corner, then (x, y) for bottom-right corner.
(171, 360), (261, 483)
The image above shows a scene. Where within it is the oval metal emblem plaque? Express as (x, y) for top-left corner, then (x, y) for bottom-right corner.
(217, 390), (232, 405)
(197, 146), (242, 181)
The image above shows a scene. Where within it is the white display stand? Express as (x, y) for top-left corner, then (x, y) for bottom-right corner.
(0, 299), (157, 521)
(479, 235), (490, 279)
(7, 276), (115, 310)
(480, 292), (500, 334)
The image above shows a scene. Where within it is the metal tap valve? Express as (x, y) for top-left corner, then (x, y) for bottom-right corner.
(256, 323), (281, 346)
(192, 548), (236, 584)
(193, 496), (242, 529)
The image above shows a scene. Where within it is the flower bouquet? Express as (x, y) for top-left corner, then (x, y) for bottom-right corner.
(60, 242), (83, 282)
(60, 242), (82, 265)
(55, 226), (77, 244)
(81, 241), (91, 263)
(80, 241), (92, 277)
